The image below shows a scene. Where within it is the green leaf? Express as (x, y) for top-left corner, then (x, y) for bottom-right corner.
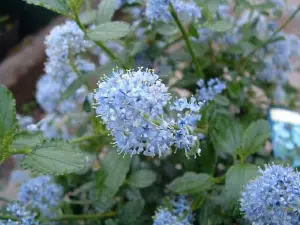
(242, 119), (270, 157)
(211, 119), (243, 156)
(213, 95), (230, 106)
(118, 199), (145, 225)
(207, 20), (233, 32)
(0, 85), (17, 152)
(168, 172), (214, 194)
(60, 76), (86, 101)
(12, 132), (45, 150)
(21, 139), (87, 175)
(87, 22), (130, 42)
(23, 0), (70, 15)
(96, 0), (117, 24)
(155, 22), (178, 36)
(96, 150), (131, 199)
(189, 24), (199, 38)
(224, 164), (258, 208)
(79, 10), (97, 25)
(127, 170), (157, 188)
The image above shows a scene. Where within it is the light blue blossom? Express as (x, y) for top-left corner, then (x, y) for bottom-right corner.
(94, 68), (174, 156)
(241, 164), (300, 225)
(196, 78), (226, 102)
(153, 195), (194, 225)
(19, 176), (63, 218)
(94, 69), (202, 157)
(146, 0), (201, 23)
(36, 21), (95, 114)
(0, 203), (39, 225)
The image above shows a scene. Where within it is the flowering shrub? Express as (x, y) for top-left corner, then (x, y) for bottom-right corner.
(1, 0), (300, 224)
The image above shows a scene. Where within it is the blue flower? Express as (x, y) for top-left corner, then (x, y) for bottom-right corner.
(146, 0), (201, 23)
(241, 164), (300, 225)
(94, 68), (174, 156)
(94, 69), (203, 157)
(196, 78), (226, 102)
(19, 176), (63, 218)
(0, 203), (39, 225)
(153, 195), (194, 225)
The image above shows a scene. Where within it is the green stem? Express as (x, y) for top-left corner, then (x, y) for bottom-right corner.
(10, 148), (32, 155)
(74, 13), (128, 70)
(42, 211), (117, 222)
(242, 4), (300, 66)
(0, 215), (18, 221)
(71, 135), (99, 143)
(169, 3), (203, 77)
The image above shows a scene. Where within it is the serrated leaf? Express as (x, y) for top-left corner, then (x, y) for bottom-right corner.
(213, 95), (230, 106)
(96, 0), (117, 24)
(0, 85), (17, 139)
(79, 10), (97, 25)
(127, 170), (156, 188)
(87, 22), (130, 42)
(12, 132), (45, 150)
(242, 119), (270, 157)
(211, 119), (243, 156)
(168, 172), (214, 194)
(224, 164), (258, 208)
(118, 200), (145, 225)
(207, 20), (233, 32)
(21, 139), (87, 175)
(23, 0), (70, 15)
(96, 150), (131, 199)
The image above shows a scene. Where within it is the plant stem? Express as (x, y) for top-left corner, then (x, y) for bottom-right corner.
(42, 211), (117, 222)
(74, 13), (128, 70)
(169, 3), (203, 77)
(71, 135), (99, 143)
(242, 4), (300, 66)
(0, 215), (18, 221)
(10, 148), (32, 155)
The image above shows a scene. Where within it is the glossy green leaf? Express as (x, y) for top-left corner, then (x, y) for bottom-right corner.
(118, 199), (145, 225)
(24, 0), (70, 15)
(168, 172), (214, 194)
(207, 20), (233, 32)
(96, 150), (131, 199)
(96, 0), (117, 24)
(21, 139), (87, 175)
(242, 119), (270, 157)
(127, 170), (157, 188)
(224, 164), (258, 207)
(12, 132), (45, 150)
(211, 119), (243, 156)
(87, 22), (130, 41)
(0, 85), (17, 139)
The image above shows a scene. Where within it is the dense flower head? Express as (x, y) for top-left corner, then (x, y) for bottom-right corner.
(94, 68), (203, 157)
(19, 176), (63, 217)
(197, 78), (226, 102)
(146, 0), (202, 23)
(241, 164), (300, 225)
(94, 68), (173, 156)
(36, 21), (95, 114)
(153, 195), (194, 225)
(0, 203), (39, 225)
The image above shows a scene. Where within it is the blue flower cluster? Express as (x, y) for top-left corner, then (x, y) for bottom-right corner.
(0, 203), (39, 225)
(153, 195), (194, 225)
(94, 68), (203, 157)
(36, 21), (94, 114)
(241, 164), (300, 225)
(19, 176), (63, 217)
(196, 78), (226, 102)
(146, 0), (202, 23)
(0, 176), (63, 225)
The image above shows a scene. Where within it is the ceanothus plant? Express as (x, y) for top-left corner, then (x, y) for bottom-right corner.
(0, 0), (300, 224)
